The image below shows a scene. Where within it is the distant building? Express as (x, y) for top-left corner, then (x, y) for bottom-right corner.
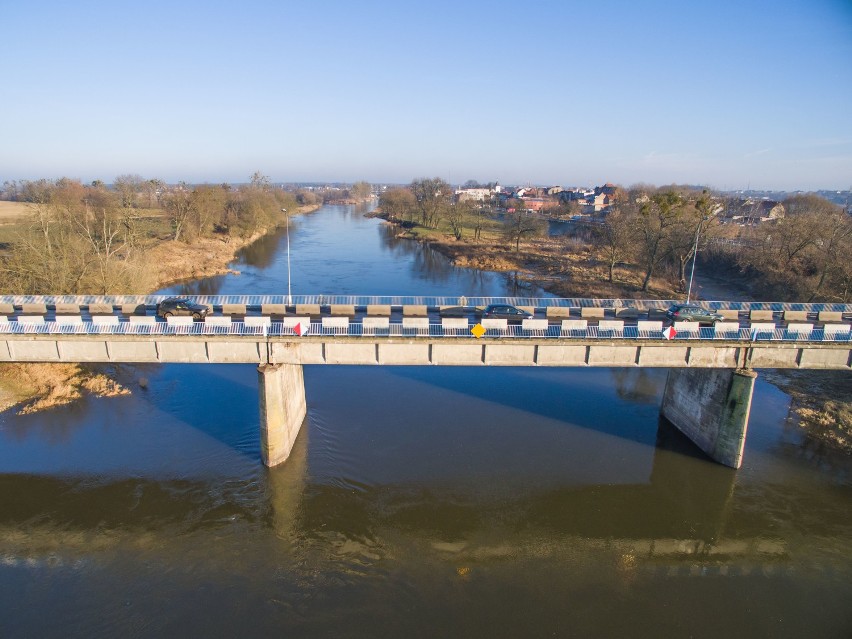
(722, 199), (785, 225)
(456, 188), (491, 202)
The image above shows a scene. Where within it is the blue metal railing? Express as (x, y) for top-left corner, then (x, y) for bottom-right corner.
(1, 294), (851, 313)
(0, 320), (849, 343)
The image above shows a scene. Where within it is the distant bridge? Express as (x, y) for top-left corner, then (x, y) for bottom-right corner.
(2, 295), (850, 470)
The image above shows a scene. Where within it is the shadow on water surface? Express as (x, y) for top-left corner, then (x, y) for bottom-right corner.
(379, 365), (668, 446)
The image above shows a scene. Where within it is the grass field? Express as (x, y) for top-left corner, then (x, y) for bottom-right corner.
(0, 201), (33, 221)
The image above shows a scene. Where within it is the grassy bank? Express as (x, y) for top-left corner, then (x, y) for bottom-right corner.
(0, 204), (319, 414)
(388, 215), (682, 300)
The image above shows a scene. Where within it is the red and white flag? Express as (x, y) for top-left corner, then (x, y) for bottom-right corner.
(293, 321), (309, 336)
(662, 326), (677, 340)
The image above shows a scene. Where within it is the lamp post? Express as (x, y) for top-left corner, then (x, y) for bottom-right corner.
(281, 209), (291, 305)
(685, 216), (709, 303)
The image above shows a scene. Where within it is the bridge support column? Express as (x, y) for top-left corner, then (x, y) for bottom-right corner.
(660, 368), (757, 469)
(258, 363), (307, 467)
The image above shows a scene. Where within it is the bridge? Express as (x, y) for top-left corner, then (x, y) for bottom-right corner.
(1, 295), (850, 471)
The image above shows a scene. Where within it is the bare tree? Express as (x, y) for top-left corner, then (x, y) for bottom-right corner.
(411, 177), (451, 228)
(668, 190), (720, 291)
(113, 174), (144, 208)
(503, 211), (545, 252)
(162, 183), (196, 242)
(596, 205), (637, 283)
(378, 187), (415, 222)
(636, 189), (683, 291)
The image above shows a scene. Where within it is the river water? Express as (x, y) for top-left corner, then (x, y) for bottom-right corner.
(1, 204), (850, 638)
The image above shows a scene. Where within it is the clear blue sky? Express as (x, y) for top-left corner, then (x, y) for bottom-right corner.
(1, 0), (850, 190)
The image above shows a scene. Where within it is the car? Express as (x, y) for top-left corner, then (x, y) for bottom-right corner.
(665, 304), (723, 324)
(480, 304), (534, 322)
(156, 297), (210, 320)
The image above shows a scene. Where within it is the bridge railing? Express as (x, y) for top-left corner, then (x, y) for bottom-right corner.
(0, 320), (850, 343)
(1, 294), (851, 313)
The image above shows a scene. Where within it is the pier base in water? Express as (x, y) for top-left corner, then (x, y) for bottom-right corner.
(660, 368), (757, 469)
(258, 363), (307, 467)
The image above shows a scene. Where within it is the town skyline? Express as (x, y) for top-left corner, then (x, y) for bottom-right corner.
(2, 0), (850, 191)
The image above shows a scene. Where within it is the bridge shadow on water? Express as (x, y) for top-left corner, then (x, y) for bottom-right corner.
(374, 365), (670, 448)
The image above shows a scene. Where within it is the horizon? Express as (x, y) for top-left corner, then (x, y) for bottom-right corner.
(2, 0), (850, 191)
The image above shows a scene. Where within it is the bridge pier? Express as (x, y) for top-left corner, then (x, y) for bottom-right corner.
(660, 368), (757, 469)
(258, 363), (307, 467)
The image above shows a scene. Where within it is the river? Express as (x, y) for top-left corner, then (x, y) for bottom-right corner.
(0, 204), (850, 638)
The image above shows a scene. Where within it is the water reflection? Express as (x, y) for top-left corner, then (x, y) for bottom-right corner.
(236, 222), (291, 269)
(170, 274), (228, 297)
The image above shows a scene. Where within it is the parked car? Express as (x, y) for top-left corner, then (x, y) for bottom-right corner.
(156, 297), (210, 320)
(480, 304), (534, 322)
(665, 304), (723, 324)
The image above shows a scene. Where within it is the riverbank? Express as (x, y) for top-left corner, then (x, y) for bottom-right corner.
(0, 204), (320, 414)
(384, 216), (681, 299)
(381, 213), (852, 455)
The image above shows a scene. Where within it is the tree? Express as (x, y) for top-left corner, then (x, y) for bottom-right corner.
(379, 187), (415, 222)
(668, 190), (719, 291)
(447, 200), (475, 241)
(142, 178), (165, 208)
(2, 180), (19, 201)
(295, 189), (321, 206)
(636, 189), (683, 291)
(162, 183), (196, 242)
(596, 205), (637, 283)
(780, 195), (852, 301)
(471, 205), (486, 241)
(503, 211), (545, 252)
(188, 185), (227, 240)
(250, 171), (271, 191)
(0, 179), (149, 295)
(411, 177), (451, 228)
(113, 174), (144, 208)
(351, 181), (371, 200)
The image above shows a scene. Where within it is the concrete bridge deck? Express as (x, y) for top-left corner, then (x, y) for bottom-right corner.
(0, 328), (850, 370)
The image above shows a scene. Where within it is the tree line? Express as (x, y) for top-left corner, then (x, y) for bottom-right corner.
(379, 177), (535, 246)
(0, 174), (298, 295)
(380, 179), (852, 302)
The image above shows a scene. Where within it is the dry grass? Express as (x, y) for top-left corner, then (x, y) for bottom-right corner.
(0, 204), (320, 414)
(404, 229), (681, 300)
(0, 201), (33, 221)
(0, 363), (129, 414)
(763, 370), (852, 452)
(144, 233), (251, 288)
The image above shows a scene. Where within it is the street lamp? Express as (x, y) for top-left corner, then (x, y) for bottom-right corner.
(281, 209), (291, 305)
(686, 216), (710, 303)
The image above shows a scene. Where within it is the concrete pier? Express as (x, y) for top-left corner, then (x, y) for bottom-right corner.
(257, 363), (307, 467)
(660, 368), (757, 469)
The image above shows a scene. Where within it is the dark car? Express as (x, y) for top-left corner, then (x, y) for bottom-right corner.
(665, 304), (723, 324)
(480, 304), (534, 322)
(156, 297), (210, 320)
